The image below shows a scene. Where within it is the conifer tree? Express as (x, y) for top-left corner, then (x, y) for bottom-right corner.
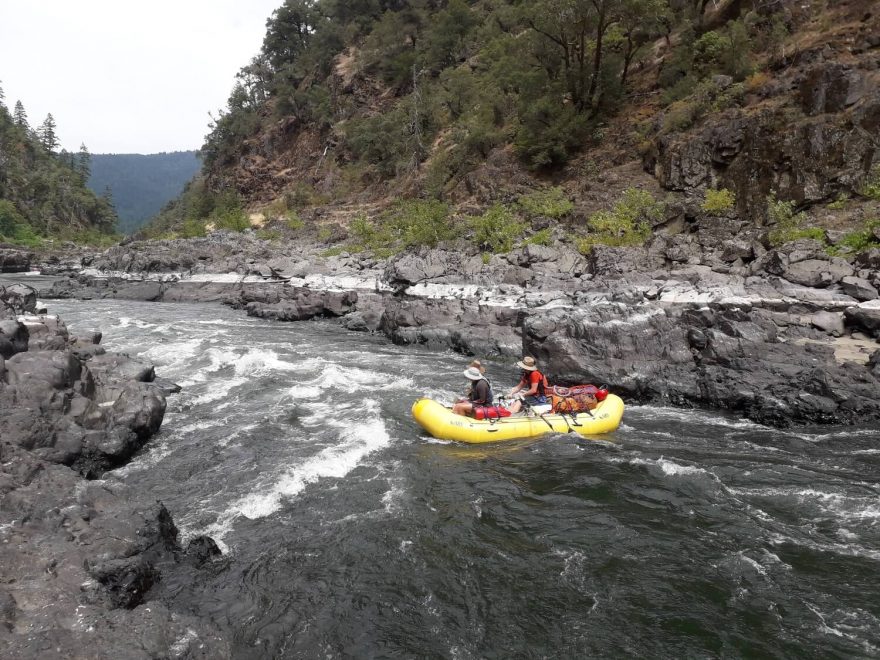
(0, 80), (5, 109)
(39, 113), (59, 152)
(78, 143), (91, 180)
(13, 100), (28, 127)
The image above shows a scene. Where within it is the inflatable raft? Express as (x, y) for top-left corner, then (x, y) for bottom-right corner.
(412, 394), (624, 443)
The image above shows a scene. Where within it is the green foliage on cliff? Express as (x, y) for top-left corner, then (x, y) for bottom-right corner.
(701, 188), (736, 215)
(342, 199), (454, 257)
(196, 0), (776, 191)
(0, 95), (117, 246)
(151, 0), (834, 247)
(470, 205), (526, 254)
(827, 219), (880, 256)
(861, 165), (880, 201)
(767, 194), (812, 246)
(578, 188), (661, 252)
(518, 188), (574, 220)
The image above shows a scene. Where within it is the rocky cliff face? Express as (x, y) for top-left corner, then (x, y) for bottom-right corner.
(0, 284), (229, 658)
(649, 62), (880, 225)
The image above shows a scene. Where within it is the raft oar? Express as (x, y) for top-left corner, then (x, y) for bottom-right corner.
(520, 398), (557, 433)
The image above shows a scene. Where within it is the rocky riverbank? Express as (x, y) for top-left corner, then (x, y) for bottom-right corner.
(0, 283), (229, 658)
(35, 231), (880, 428)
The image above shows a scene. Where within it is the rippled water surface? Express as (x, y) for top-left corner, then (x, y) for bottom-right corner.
(44, 298), (880, 658)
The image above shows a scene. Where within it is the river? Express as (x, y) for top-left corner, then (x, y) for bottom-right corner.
(29, 296), (880, 657)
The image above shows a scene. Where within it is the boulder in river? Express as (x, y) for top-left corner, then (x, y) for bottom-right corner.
(0, 248), (31, 273)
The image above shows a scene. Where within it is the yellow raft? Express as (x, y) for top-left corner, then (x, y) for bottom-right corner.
(412, 394), (624, 443)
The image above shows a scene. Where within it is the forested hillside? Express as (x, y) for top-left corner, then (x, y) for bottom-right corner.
(88, 151), (201, 234)
(149, 0), (880, 260)
(0, 88), (117, 246)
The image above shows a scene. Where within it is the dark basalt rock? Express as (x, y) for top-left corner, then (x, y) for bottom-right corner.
(844, 304), (880, 337)
(522, 303), (880, 427)
(0, 248), (31, 273)
(653, 92), (880, 222)
(1, 282), (37, 313)
(0, 288), (229, 656)
(800, 63), (865, 116)
(240, 287), (357, 321)
(185, 535), (223, 567)
(840, 276), (879, 301)
(0, 318), (29, 358)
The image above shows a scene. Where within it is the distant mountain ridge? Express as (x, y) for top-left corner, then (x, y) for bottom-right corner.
(88, 151), (201, 234)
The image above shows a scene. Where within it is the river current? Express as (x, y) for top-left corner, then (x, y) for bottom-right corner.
(34, 297), (880, 657)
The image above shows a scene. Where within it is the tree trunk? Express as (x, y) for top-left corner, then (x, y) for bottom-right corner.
(620, 34), (635, 87)
(586, 5), (607, 111)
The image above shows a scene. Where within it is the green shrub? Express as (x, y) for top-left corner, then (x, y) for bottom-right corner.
(0, 200), (43, 247)
(257, 229), (282, 242)
(62, 228), (120, 247)
(828, 193), (849, 210)
(518, 187), (573, 219)
(317, 226), (335, 243)
(860, 165), (880, 200)
(661, 78), (746, 135)
(523, 228), (553, 247)
(212, 208), (249, 232)
(470, 205), (526, 253)
(578, 188), (661, 252)
(0, 199), (27, 236)
(827, 219), (880, 256)
(701, 188), (736, 215)
(514, 97), (590, 169)
(766, 194), (814, 246)
(662, 100), (700, 133)
(693, 31), (729, 75)
(285, 211), (305, 231)
(383, 199), (454, 248)
(321, 246), (345, 258)
(284, 183), (318, 209)
(180, 218), (207, 238)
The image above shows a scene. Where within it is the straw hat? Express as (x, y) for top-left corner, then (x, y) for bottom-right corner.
(463, 367), (483, 380)
(516, 356), (537, 371)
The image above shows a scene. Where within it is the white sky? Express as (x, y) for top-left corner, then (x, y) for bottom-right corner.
(0, 0), (281, 154)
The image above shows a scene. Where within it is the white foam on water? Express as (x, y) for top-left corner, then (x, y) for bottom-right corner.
(797, 428), (880, 442)
(381, 466), (407, 515)
(285, 362), (416, 400)
(188, 377), (247, 406)
(626, 405), (769, 430)
(805, 604), (880, 653)
(202, 399), (392, 540)
(422, 436), (453, 445)
(627, 456), (715, 478)
(141, 338), (203, 369)
(729, 487), (880, 522)
(215, 422), (260, 448)
(769, 533), (880, 562)
(113, 443), (176, 476)
(735, 551), (769, 577)
(165, 418), (224, 437)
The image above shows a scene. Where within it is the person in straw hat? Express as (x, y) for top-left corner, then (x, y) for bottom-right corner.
(507, 356), (550, 414)
(452, 361), (493, 416)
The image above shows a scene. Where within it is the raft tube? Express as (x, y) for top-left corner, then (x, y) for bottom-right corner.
(412, 394), (624, 443)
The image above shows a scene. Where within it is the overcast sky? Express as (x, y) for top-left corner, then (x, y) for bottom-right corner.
(0, 0), (282, 154)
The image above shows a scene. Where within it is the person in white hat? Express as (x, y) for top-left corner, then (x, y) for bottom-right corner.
(507, 356), (550, 414)
(452, 363), (493, 416)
